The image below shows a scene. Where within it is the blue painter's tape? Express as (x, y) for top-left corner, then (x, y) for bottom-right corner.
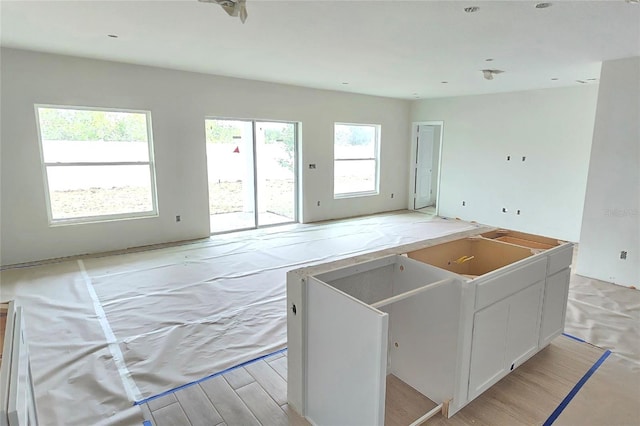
(562, 332), (586, 343)
(134, 347), (288, 406)
(543, 349), (611, 426)
(143, 421), (152, 426)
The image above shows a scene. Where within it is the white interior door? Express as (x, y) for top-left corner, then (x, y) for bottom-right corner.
(415, 125), (435, 209)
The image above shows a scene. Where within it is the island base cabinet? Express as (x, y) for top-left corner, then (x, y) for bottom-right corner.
(539, 268), (571, 347)
(302, 255), (464, 426)
(288, 228), (573, 424)
(467, 298), (510, 400)
(306, 276), (388, 426)
(468, 280), (544, 401)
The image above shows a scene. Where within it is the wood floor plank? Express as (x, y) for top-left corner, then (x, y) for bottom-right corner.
(385, 375), (438, 426)
(555, 351), (640, 426)
(140, 404), (155, 426)
(222, 366), (255, 390)
(245, 360), (288, 406)
(175, 384), (223, 426)
(429, 337), (606, 426)
(264, 351), (285, 361)
(148, 392), (178, 412)
(151, 402), (191, 426)
(236, 382), (288, 426)
(199, 376), (260, 426)
(281, 404), (311, 426)
(147, 335), (629, 426)
(267, 356), (287, 380)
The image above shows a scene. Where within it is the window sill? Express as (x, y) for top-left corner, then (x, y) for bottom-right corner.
(48, 211), (159, 227)
(334, 191), (379, 200)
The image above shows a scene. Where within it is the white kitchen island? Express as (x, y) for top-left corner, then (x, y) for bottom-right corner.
(287, 228), (572, 425)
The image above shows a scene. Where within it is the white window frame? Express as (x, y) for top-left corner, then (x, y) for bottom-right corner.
(34, 104), (159, 225)
(333, 122), (381, 199)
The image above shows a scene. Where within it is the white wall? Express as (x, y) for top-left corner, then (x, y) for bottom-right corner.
(576, 57), (640, 287)
(0, 48), (410, 266)
(411, 85), (599, 242)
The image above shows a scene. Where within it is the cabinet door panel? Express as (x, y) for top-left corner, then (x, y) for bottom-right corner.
(468, 300), (509, 400)
(539, 268), (571, 347)
(505, 281), (544, 368)
(306, 277), (388, 426)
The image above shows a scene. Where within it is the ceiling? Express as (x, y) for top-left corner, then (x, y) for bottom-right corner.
(1, 0), (639, 99)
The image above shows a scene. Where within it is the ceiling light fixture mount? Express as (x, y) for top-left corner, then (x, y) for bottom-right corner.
(464, 6), (480, 13)
(107, 34), (118, 38)
(482, 69), (504, 80)
(535, 2), (552, 8)
(198, 0), (248, 23)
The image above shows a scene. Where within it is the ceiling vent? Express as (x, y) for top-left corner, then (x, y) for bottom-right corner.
(199, 0), (248, 23)
(482, 69), (504, 80)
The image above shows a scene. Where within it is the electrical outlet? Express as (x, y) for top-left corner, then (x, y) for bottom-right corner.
(391, 193), (394, 198)
(517, 209), (521, 215)
(317, 201), (320, 207)
(620, 251), (627, 260)
(522, 156), (526, 162)
(309, 164), (316, 169)
(502, 207), (508, 213)
(507, 155), (511, 161)
(176, 215), (181, 222)
(462, 201), (466, 206)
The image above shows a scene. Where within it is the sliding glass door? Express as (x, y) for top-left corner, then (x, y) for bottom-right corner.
(255, 121), (296, 227)
(206, 118), (297, 233)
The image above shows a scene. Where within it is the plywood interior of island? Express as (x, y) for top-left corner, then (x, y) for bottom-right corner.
(480, 229), (564, 251)
(407, 237), (534, 278)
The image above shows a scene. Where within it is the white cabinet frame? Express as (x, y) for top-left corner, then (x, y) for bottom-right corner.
(288, 228), (573, 424)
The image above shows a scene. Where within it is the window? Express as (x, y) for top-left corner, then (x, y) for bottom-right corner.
(334, 123), (380, 197)
(35, 105), (158, 224)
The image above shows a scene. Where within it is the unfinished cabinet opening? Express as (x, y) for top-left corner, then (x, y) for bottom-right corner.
(407, 238), (534, 279)
(480, 229), (563, 251)
(289, 228), (574, 423)
(305, 255), (463, 426)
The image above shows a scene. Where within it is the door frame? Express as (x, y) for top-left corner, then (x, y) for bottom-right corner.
(408, 121), (444, 215)
(205, 116), (300, 233)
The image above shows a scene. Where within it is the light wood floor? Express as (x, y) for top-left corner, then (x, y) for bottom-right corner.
(142, 335), (639, 426)
(141, 351), (307, 426)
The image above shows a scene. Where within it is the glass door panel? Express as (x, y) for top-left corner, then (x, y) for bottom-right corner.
(206, 119), (256, 233)
(255, 122), (297, 226)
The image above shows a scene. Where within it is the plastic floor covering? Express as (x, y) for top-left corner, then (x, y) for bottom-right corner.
(0, 211), (638, 425)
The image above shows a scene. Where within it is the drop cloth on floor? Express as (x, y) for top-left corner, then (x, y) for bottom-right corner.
(84, 213), (481, 401)
(564, 271), (640, 371)
(3, 212), (638, 425)
(0, 212), (479, 425)
(0, 262), (145, 426)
